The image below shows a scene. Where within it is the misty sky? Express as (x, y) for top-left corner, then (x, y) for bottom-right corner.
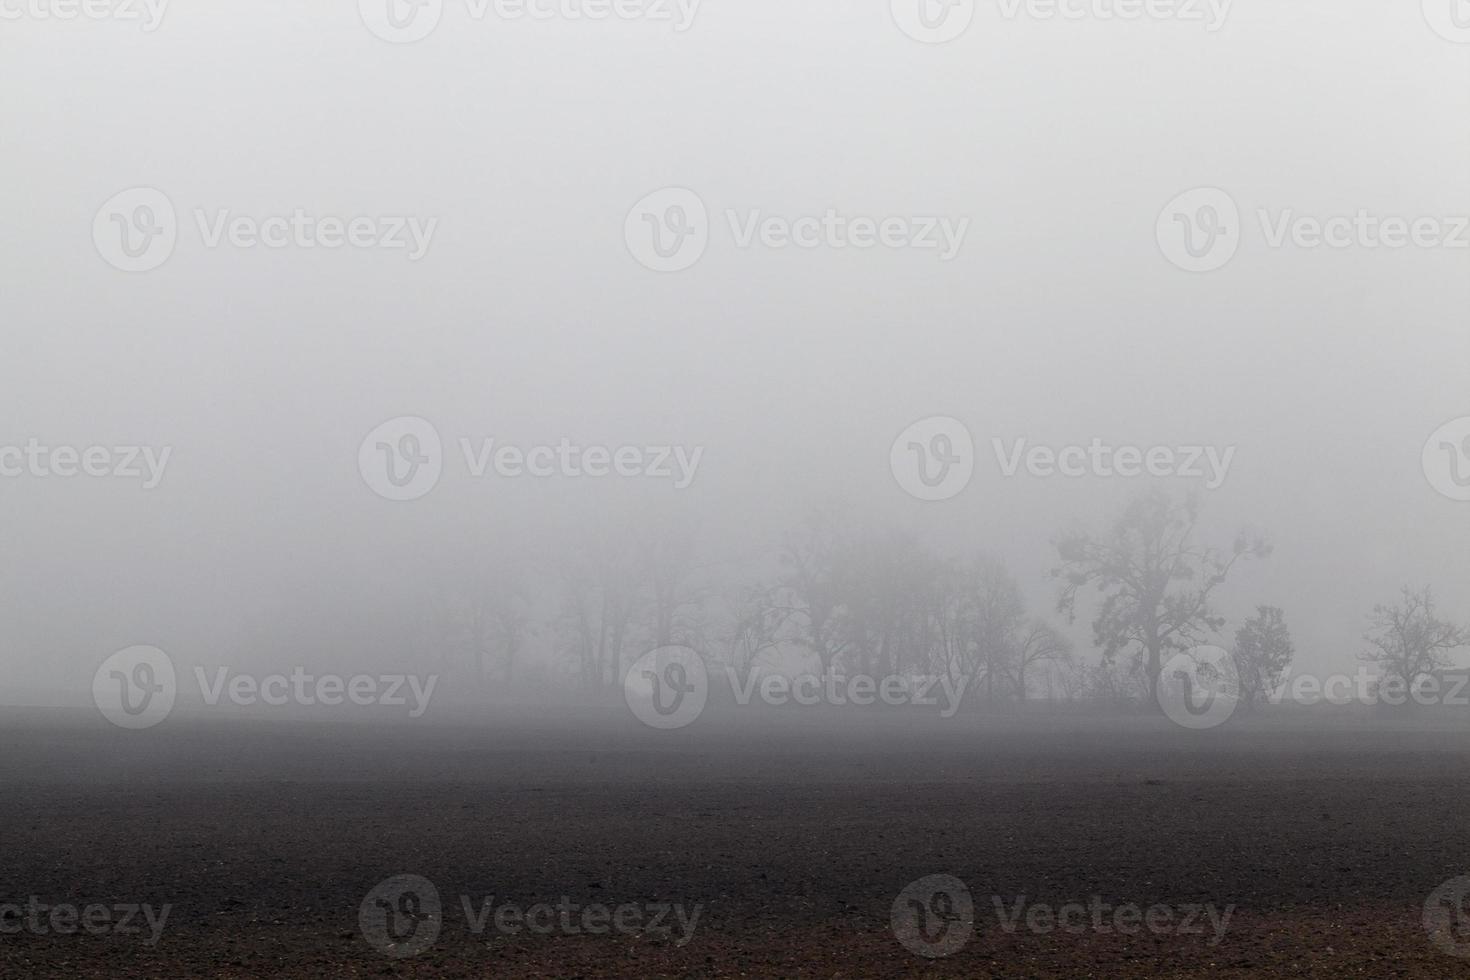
(1, 0), (1467, 701)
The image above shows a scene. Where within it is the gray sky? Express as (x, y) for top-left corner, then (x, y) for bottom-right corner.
(2, 0), (1468, 702)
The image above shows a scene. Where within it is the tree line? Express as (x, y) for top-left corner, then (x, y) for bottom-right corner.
(419, 489), (1468, 713)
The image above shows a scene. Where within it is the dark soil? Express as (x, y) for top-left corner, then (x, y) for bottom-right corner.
(2, 708), (1468, 977)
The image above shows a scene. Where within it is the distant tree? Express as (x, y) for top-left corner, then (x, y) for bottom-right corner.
(1231, 605), (1294, 710)
(967, 557), (1027, 701)
(1083, 658), (1147, 704)
(1360, 587), (1469, 695)
(422, 550), (531, 690)
(1054, 656), (1090, 702)
(927, 559), (978, 688)
(558, 523), (640, 690)
(777, 504), (854, 679)
(722, 583), (787, 687)
(484, 573), (533, 686)
(938, 556), (1071, 703)
(1007, 620), (1073, 702)
(1052, 490), (1271, 700)
(837, 527), (940, 678)
(634, 516), (704, 650)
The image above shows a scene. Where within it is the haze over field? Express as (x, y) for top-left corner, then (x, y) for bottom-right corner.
(4, 3), (1470, 977)
(3, 5), (1469, 713)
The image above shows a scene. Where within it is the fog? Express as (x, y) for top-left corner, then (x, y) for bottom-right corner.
(8, 5), (1470, 978)
(2, 0), (1467, 719)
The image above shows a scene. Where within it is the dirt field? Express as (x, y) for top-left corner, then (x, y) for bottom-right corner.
(3, 706), (1469, 978)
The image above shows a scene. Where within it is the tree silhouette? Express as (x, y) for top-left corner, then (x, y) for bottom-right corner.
(1052, 490), (1270, 700)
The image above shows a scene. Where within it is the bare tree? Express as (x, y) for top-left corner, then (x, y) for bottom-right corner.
(722, 583), (788, 687)
(634, 516), (703, 650)
(484, 570), (533, 686)
(777, 504), (853, 679)
(837, 527), (938, 678)
(421, 549), (531, 692)
(926, 559), (973, 688)
(558, 524), (640, 690)
(1007, 620), (1073, 702)
(1360, 587), (1468, 694)
(1053, 490), (1270, 700)
(967, 556), (1028, 702)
